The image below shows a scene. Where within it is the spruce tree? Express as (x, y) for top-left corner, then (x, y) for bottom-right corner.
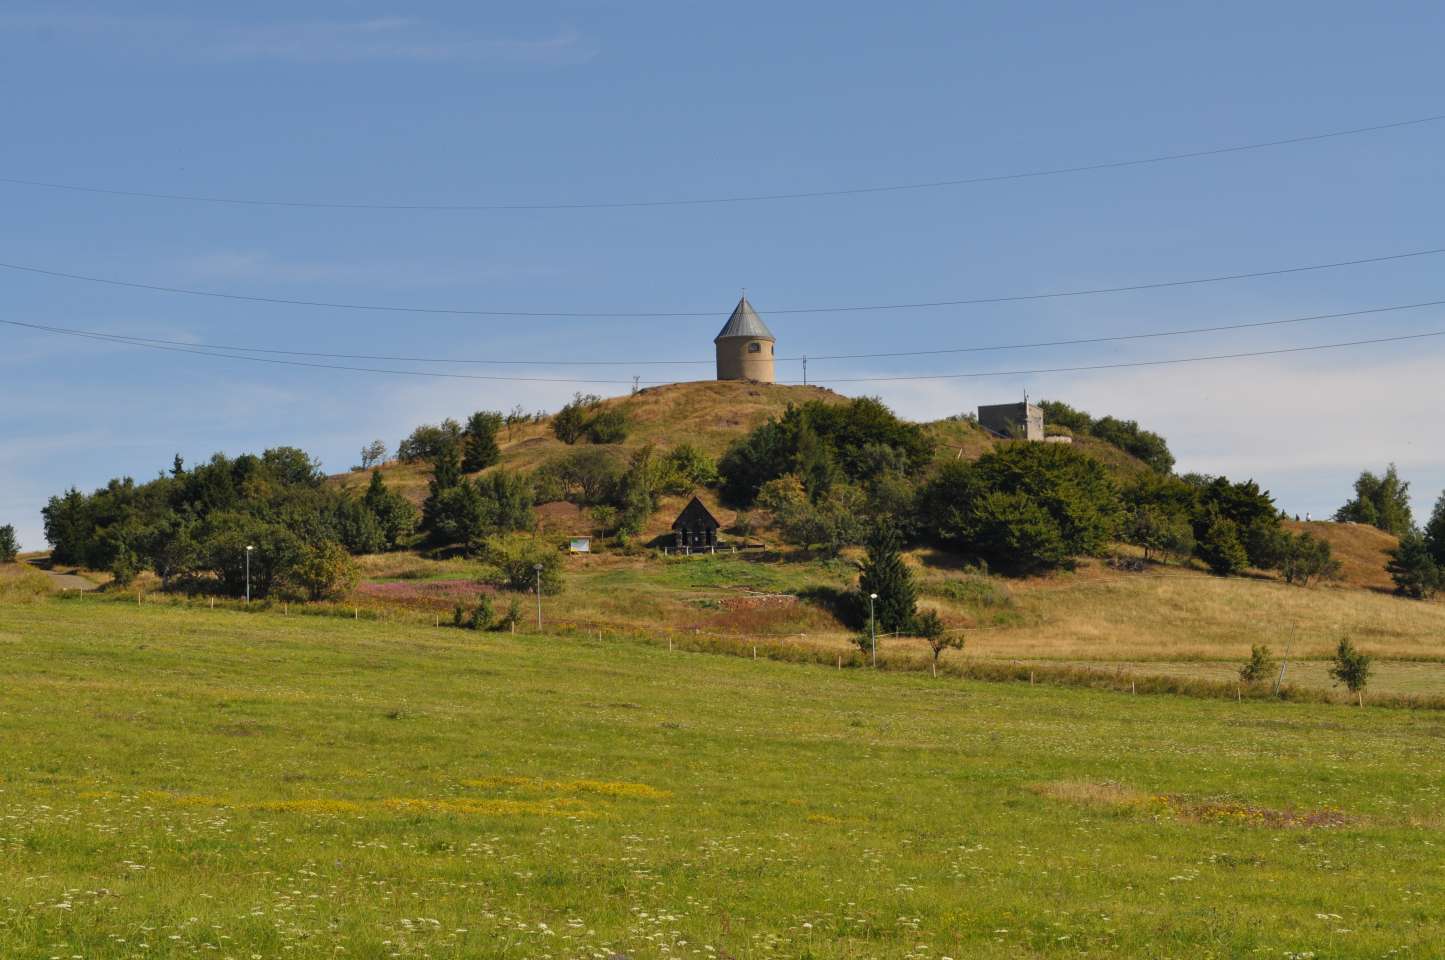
(462, 411), (503, 473)
(858, 523), (917, 633)
(1387, 532), (1442, 599)
(1424, 491), (1445, 565)
(422, 440), (464, 536)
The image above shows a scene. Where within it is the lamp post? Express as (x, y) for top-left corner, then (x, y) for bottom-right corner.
(534, 563), (544, 631)
(245, 545), (254, 604)
(869, 592), (878, 667)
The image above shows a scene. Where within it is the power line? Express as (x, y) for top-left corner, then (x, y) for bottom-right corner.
(4, 243), (1445, 319)
(4, 322), (640, 384)
(5, 296), (1445, 366)
(7, 314), (1443, 385)
(2, 113), (1441, 211)
(804, 328), (1445, 383)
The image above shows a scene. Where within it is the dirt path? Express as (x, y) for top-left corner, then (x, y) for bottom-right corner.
(44, 569), (99, 591)
(23, 556), (101, 592)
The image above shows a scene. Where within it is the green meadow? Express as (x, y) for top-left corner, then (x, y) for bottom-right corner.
(1, 598), (1442, 958)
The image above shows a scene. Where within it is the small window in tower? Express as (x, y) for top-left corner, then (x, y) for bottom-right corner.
(769, 344), (774, 354)
(747, 342), (761, 353)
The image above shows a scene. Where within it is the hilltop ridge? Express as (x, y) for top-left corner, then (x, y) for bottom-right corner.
(333, 379), (1151, 503)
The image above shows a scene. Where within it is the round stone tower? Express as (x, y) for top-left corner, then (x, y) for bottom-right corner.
(714, 295), (776, 383)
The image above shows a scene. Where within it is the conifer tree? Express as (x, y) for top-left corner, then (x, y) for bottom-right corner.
(1335, 464), (1414, 536)
(858, 523), (917, 633)
(422, 440), (463, 535)
(462, 411), (504, 472)
(1424, 491), (1445, 565)
(1387, 532), (1442, 599)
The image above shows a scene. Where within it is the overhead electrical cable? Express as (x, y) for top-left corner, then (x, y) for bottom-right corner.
(4, 297), (1445, 366)
(3, 243), (1445, 319)
(804, 329), (1445, 383)
(5, 317), (1443, 385)
(1, 113), (1441, 210)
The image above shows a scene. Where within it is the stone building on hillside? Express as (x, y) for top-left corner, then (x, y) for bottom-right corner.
(978, 401), (1044, 441)
(715, 296), (776, 383)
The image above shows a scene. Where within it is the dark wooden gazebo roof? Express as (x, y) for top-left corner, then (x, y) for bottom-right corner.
(672, 496), (720, 531)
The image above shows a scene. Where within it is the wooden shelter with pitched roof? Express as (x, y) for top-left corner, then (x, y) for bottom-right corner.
(672, 496), (721, 550)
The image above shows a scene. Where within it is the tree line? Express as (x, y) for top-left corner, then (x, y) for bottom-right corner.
(715, 396), (1335, 583)
(42, 449), (415, 600)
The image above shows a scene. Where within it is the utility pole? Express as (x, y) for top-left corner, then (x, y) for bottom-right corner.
(802, 355), (808, 385)
(869, 592), (878, 667)
(632, 375), (640, 395)
(1274, 622), (1294, 695)
(245, 544), (253, 604)
(534, 563), (544, 631)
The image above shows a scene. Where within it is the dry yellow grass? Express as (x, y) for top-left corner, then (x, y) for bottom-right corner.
(1284, 518), (1399, 592)
(0, 562), (51, 602)
(331, 380), (1150, 507)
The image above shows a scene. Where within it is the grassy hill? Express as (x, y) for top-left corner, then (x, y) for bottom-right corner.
(1285, 518), (1401, 592)
(2, 599), (1443, 958)
(314, 379), (1445, 701)
(332, 379), (1149, 504)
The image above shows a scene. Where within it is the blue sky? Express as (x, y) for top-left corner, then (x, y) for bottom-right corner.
(4, 1), (1445, 549)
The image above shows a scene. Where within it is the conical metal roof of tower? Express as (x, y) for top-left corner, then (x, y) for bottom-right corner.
(714, 295), (775, 342)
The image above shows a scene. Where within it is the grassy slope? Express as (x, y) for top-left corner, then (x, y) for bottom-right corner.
(0, 562), (50, 602)
(1, 599), (1441, 958)
(348, 545), (1445, 697)
(1284, 518), (1400, 592)
(330, 380), (1147, 505)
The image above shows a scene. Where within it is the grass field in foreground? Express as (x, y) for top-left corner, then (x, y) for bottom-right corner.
(2, 601), (1443, 959)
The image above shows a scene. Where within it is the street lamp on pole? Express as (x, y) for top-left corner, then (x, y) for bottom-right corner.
(869, 592), (878, 667)
(534, 563), (544, 631)
(245, 545), (254, 604)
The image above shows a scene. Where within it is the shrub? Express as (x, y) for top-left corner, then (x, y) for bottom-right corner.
(1238, 644), (1276, 685)
(1387, 532), (1442, 599)
(1190, 476), (1281, 568)
(758, 475), (867, 555)
(1039, 401), (1174, 473)
(1276, 532), (1341, 586)
(533, 448), (625, 505)
(657, 444), (719, 493)
(398, 420), (462, 463)
(718, 397), (931, 504)
(913, 609), (959, 676)
(482, 535), (564, 595)
(584, 408), (629, 444)
(362, 471), (418, 549)
(453, 594), (494, 630)
(552, 393), (601, 444)
(289, 541), (359, 601)
(1328, 638), (1372, 705)
(0, 524), (18, 563)
(1124, 504), (1195, 563)
(920, 443), (1119, 571)
(1197, 515), (1249, 576)
(495, 598), (523, 632)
